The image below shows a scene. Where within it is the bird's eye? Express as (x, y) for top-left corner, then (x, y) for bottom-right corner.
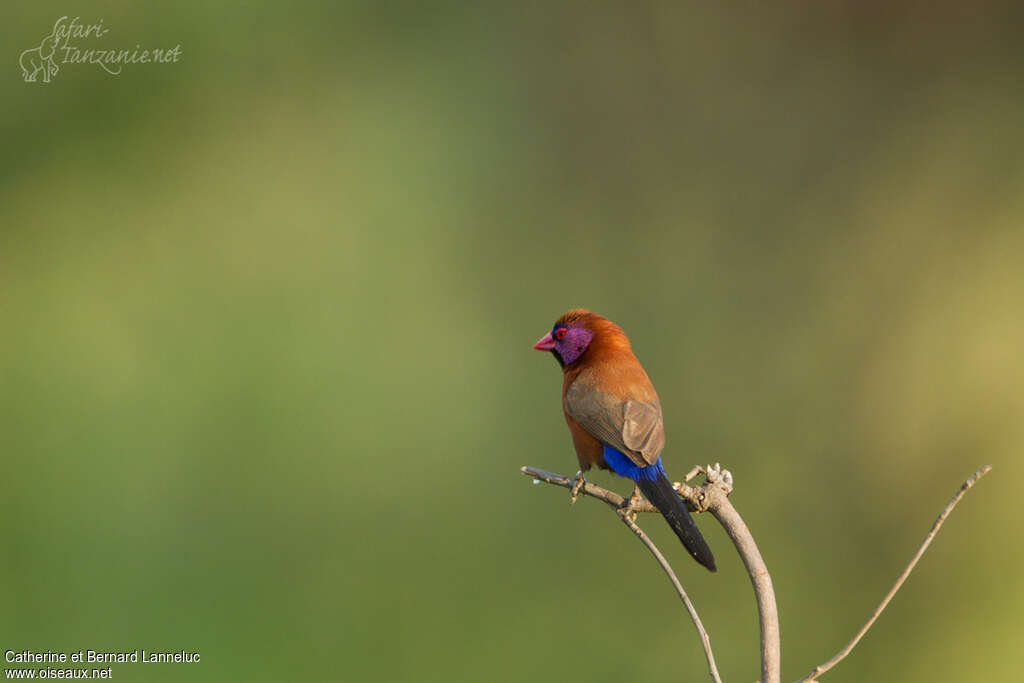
(554, 328), (567, 341)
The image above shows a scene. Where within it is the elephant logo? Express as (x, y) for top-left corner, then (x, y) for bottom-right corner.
(20, 31), (60, 83)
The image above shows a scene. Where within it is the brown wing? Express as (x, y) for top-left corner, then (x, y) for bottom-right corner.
(564, 378), (664, 466)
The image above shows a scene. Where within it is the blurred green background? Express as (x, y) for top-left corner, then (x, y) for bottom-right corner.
(3, 3), (1022, 681)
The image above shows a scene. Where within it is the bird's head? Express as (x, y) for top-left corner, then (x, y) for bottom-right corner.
(532, 308), (604, 368)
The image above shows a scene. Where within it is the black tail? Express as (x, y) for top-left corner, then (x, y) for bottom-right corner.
(638, 473), (716, 572)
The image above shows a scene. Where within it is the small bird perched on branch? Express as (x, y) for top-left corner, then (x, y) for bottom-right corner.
(533, 308), (716, 572)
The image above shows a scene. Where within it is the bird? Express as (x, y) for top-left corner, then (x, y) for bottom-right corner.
(533, 308), (716, 572)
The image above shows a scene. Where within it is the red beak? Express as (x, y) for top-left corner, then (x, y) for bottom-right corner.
(533, 331), (556, 351)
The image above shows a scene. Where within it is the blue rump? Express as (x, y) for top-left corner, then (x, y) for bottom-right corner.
(602, 445), (665, 482)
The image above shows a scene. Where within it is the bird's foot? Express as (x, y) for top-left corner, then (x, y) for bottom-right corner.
(569, 471), (586, 505)
(616, 484), (642, 523)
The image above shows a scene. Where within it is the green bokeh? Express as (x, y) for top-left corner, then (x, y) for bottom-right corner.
(3, 3), (1022, 681)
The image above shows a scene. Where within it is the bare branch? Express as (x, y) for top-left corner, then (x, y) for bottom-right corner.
(521, 466), (722, 683)
(656, 465), (782, 683)
(684, 468), (781, 683)
(522, 466), (657, 512)
(796, 464), (993, 683)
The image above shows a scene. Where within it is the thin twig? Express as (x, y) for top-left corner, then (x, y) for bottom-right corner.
(796, 464), (993, 683)
(521, 466), (722, 683)
(619, 510), (723, 683)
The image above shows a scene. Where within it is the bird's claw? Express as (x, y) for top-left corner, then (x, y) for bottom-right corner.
(570, 471), (586, 505)
(617, 484), (642, 523)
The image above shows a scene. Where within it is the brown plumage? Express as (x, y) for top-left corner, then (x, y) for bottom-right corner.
(555, 309), (663, 473)
(534, 308), (716, 571)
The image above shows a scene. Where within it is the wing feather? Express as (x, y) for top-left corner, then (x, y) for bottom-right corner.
(564, 379), (664, 466)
